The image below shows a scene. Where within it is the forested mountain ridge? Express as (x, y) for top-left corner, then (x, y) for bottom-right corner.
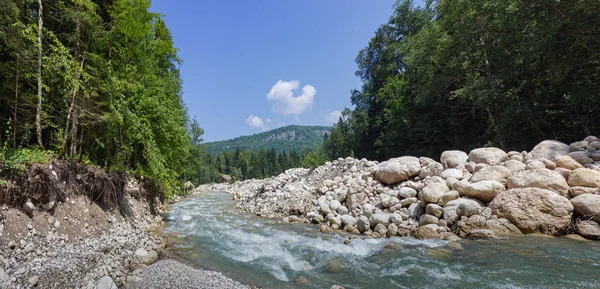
(205, 125), (331, 155)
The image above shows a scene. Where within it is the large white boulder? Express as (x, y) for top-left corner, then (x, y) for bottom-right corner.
(374, 156), (421, 185)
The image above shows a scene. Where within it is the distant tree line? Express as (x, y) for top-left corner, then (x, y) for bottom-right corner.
(194, 146), (328, 184)
(325, 0), (600, 161)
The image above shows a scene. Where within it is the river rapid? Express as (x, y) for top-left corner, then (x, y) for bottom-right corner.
(162, 192), (600, 289)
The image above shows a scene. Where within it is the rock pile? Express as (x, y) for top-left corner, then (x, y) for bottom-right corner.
(197, 136), (600, 241)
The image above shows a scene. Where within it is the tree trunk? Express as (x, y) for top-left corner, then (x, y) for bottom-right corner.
(13, 57), (19, 148)
(35, 0), (43, 148)
(70, 109), (79, 157)
(62, 58), (85, 156)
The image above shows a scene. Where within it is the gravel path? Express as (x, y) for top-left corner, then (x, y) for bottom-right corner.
(124, 259), (249, 289)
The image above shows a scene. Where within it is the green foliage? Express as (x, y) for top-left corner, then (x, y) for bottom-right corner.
(0, 0), (197, 196)
(301, 147), (328, 169)
(325, 0), (600, 161)
(205, 125), (331, 155)
(0, 148), (53, 176)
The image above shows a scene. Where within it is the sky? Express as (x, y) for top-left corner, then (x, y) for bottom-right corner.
(150, 0), (398, 142)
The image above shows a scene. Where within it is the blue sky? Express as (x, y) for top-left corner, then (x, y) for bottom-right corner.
(150, 0), (398, 142)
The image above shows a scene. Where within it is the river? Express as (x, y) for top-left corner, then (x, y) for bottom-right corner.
(162, 192), (600, 289)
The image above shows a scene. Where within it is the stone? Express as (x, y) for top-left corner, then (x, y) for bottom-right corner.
(569, 151), (594, 165)
(441, 168), (463, 180)
(369, 213), (390, 228)
(439, 190), (460, 206)
(440, 150), (468, 169)
(570, 141), (589, 151)
(28, 275), (39, 286)
(467, 229), (499, 239)
(570, 194), (600, 222)
(341, 215), (357, 227)
(330, 285), (346, 289)
(23, 200), (35, 215)
(419, 162), (444, 179)
(346, 192), (367, 211)
(419, 182), (450, 205)
(134, 249), (158, 265)
(442, 198), (484, 225)
(357, 216), (370, 233)
(461, 180), (506, 202)
(374, 223), (388, 236)
(96, 276), (118, 289)
(457, 202), (481, 217)
(294, 276), (310, 284)
(456, 215), (521, 238)
(526, 140), (570, 161)
(490, 188), (573, 235)
(554, 155), (584, 170)
(569, 186), (599, 197)
(419, 214), (439, 226)
(398, 187), (417, 199)
(503, 160), (526, 172)
(554, 167), (572, 179)
(507, 169), (569, 197)
(526, 160), (546, 170)
(585, 136), (599, 142)
(374, 156), (421, 185)
(343, 225), (360, 235)
(468, 147), (507, 165)
(575, 220), (600, 240)
(540, 158), (557, 170)
(568, 168), (600, 188)
(470, 165), (512, 184)
(337, 206), (349, 215)
(329, 200), (341, 211)
(425, 204), (443, 218)
(408, 203), (424, 219)
(387, 223), (398, 237)
(414, 224), (441, 239)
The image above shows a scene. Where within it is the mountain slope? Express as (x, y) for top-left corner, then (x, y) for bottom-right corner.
(205, 125), (331, 155)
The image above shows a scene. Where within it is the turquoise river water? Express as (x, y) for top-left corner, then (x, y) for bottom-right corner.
(162, 192), (600, 289)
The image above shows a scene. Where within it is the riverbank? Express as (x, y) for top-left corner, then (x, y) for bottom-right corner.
(197, 136), (600, 242)
(0, 162), (248, 289)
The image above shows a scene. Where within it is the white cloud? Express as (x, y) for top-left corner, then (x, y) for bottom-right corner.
(325, 110), (342, 125)
(246, 114), (269, 131)
(267, 80), (316, 116)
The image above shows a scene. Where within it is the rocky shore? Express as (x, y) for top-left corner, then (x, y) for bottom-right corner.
(0, 174), (247, 289)
(198, 136), (600, 242)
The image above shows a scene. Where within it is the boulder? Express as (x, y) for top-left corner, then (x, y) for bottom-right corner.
(456, 215), (521, 238)
(507, 169), (569, 197)
(419, 162), (444, 179)
(489, 188), (573, 235)
(470, 165), (512, 185)
(439, 190), (459, 206)
(440, 150), (468, 169)
(419, 214), (439, 226)
(419, 182), (449, 205)
(570, 194), (600, 222)
(568, 186), (599, 197)
(568, 168), (600, 188)
(442, 198), (484, 225)
(134, 248), (158, 265)
(569, 151), (594, 165)
(408, 203), (424, 219)
(369, 213), (390, 228)
(503, 160), (526, 172)
(23, 200), (35, 216)
(346, 192), (367, 210)
(468, 147), (507, 165)
(441, 168), (463, 180)
(466, 229), (499, 239)
(575, 220), (600, 240)
(398, 187), (417, 199)
(387, 223), (399, 237)
(425, 204), (443, 218)
(526, 140), (570, 161)
(357, 216), (370, 233)
(414, 224), (441, 239)
(554, 155), (584, 170)
(457, 202), (481, 217)
(341, 215), (357, 227)
(374, 156), (421, 185)
(526, 160), (546, 170)
(96, 276), (118, 289)
(329, 200), (341, 211)
(570, 141), (589, 151)
(461, 180), (506, 202)
(374, 223), (388, 236)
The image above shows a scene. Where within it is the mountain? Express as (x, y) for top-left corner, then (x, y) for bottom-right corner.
(205, 125), (331, 155)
